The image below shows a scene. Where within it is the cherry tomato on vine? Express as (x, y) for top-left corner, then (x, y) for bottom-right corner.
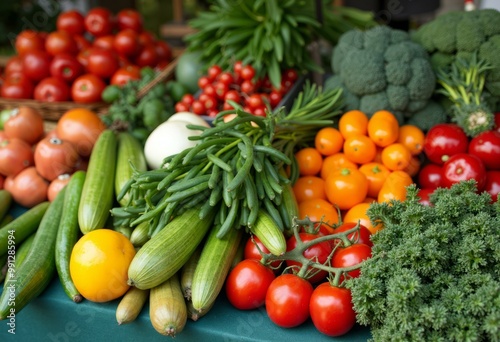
(423, 123), (468, 165)
(309, 283), (356, 337)
(333, 222), (373, 248)
(134, 44), (158, 67)
(286, 232), (333, 284)
(332, 243), (372, 279)
(225, 259), (275, 310)
(468, 130), (500, 170)
(265, 274), (313, 328)
(441, 153), (487, 191)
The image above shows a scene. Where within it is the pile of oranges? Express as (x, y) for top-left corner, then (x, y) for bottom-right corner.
(292, 109), (425, 234)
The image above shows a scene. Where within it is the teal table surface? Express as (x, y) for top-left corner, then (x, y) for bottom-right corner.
(0, 204), (372, 342)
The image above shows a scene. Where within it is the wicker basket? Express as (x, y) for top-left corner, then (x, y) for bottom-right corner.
(0, 57), (178, 123)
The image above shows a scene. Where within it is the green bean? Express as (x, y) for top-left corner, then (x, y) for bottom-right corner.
(131, 198), (170, 226)
(254, 171), (266, 200)
(199, 116), (264, 138)
(253, 145), (291, 165)
(252, 152), (264, 172)
(263, 157), (281, 184)
(218, 203), (228, 226)
(164, 181), (210, 204)
(116, 178), (135, 202)
(246, 204), (260, 228)
(222, 170), (235, 207)
(179, 188), (211, 211)
(209, 182), (223, 207)
(123, 206), (147, 214)
(182, 137), (235, 165)
(260, 169), (276, 201)
(244, 174), (259, 211)
(149, 188), (168, 205)
(157, 168), (185, 190)
(110, 207), (137, 219)
(199, 199), (216, 220)
(138, 181), (160, 190)
(263, 198), (284, 232)
(167, 174), (211, 193)
(207, 153), (232, 173)
(239, 200), (250, 227)
(208, 163), (222, 189)
(165, 147), (192, 170)
(225, 131), (254, 192)
(216, 198), (240, 239)
(263, 167), (283, 196)
(134, 169), (169, 183)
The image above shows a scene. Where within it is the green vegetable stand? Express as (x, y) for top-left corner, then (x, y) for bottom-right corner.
(0, 205), (372, 341)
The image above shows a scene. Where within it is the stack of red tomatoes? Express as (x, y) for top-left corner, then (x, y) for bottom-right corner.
(0, 8), (172, 103)
(419, 117), (500, 203)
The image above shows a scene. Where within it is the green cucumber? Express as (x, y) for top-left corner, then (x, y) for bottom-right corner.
(0, 187), (66, 319)
(0, 201), (49, 257)
(0, 190), (12, 222)
(55, 171), (86, 303)
(115, 132), (147, 207)
(78, 130), (117, 234)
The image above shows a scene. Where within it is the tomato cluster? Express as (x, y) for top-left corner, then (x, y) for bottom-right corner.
(291, 109), (425, 234)
(0, 8), (172, 103)
(0, 106), (104, 207)
(419, 118), (500, 203)
(174, 62), (298, 117)
(226, 222), (372, 337)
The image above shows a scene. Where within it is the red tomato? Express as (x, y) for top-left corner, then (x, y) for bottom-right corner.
(441, 153), (487, 191)
(93, 35), (115, 51)
(417, 188), (434, 206)
(417, 163), (443, 190)
(265, 274), (313, 328)
(84, 7), (115, 37)
(494, 112), (500, 133)
(4, 56), (24, 77)
(225, 259), (276, 310)
(309, 283), (356, 337)
(0, 138), (34, 177)
(34, 136), (79, 181)
(468, 130), (500, 170)
(71, 74), (106, 103)
(0, 74), (34, 99)
(155, 40), (172, 62)
(22, 50), (52, 82)
(110, 65), (141, 86)
(244, 236), (281, 269)
(86, 48), (119, 79)
(57, 10), (86, 35)
(76, 48), (92, 69)
(8, 166), (48, 208)
(138, 30), (156, 46)
(3, 106), (44, 145)
(34, 77), (71, 102)
(47, 173), (71, 202)
(333, 222), (373, 248)
(50, 53), (84, 83)
(116, 9), (143, 32)
(45, 31), (78, 56)
(134, 44), (158, 67)
(73, 34), (92, 52)
(332, 243), (372, 279)
(286, 233), (333, 284)
(423, 123), (468, 165)
(484, 171), (500, 202)
(15, 30), (45, 56)
(113, 29), (140, 57)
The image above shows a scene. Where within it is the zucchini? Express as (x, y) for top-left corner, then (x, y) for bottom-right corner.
(0, 201), (49, 257)
(114, 226), (133, 239)
(186, 299), (214, 321)
(191, 225), (242, 314)
(0, 254), (6, 283)
(116, 286), (149, 325)
(0, 215), (13, 229)
(279, 180), (300, 237)
(55, 171), (85, 303)
(115, 132), (147, 207)
(128, 206), (216, 290)
(78, 130), (117, 234)
(0, 187), (66, 319)
(248, 209), (287, 256)
(180, 247), (201, 300)
(0, 190), (12, 222)
(149, 273), (187, 337)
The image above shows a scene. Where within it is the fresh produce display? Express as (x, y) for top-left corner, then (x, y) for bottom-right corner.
(0, 7), (173, 103)
(347, 181), (500, 341)
(2, 3), (500, 342)
(326, 25), (444, 127)
(184, 0), (377, 88)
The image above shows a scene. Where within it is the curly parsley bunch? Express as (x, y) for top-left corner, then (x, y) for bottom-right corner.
(347, 180), (500, 342)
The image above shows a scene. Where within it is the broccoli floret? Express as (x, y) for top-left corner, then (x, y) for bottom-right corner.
(456, 14), (483, 52)
(331, 25), (436, 120)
